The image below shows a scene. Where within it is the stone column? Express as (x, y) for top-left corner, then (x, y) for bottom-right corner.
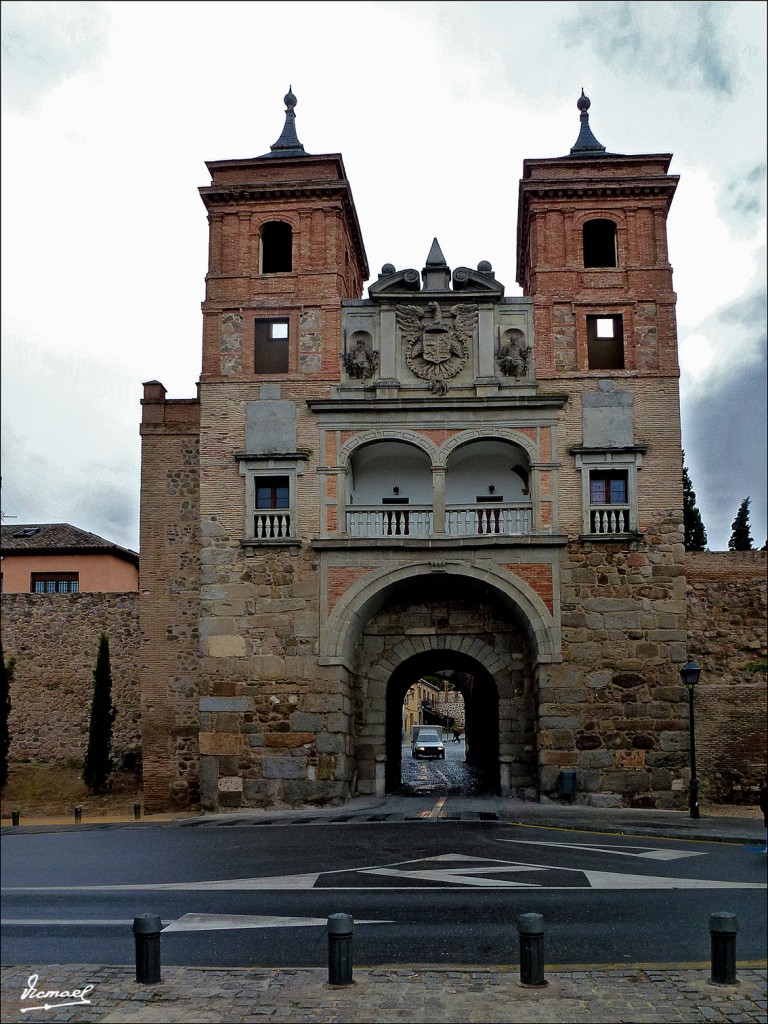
(528, 464), (541, 534)
(432, 465), (446, 535)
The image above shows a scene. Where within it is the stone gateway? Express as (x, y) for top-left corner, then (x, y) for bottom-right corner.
(136, 89), (766, 812)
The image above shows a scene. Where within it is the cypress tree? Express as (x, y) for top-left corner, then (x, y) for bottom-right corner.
(682, 455), (707, 551)
(728, 496), (754, 551)
(0, 641), (14, 790)
(82, 633), (117, 795)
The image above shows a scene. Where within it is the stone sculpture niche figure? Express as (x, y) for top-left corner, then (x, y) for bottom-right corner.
(343, 337), (379, 379)
(495, 331), (531, 379)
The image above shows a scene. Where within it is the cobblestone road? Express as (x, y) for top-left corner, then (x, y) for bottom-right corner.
(399, 739), (492, 795)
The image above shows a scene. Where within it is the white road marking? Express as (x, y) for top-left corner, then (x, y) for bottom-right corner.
(3, 852), (761, 892)
(581, 870), (754, 889)
(2, 873), (322, 892)
(366, 866), (545, 887)
(163, 913), (391, 932)
(3, 915), (391, 932)
(497, 839), (706, 861)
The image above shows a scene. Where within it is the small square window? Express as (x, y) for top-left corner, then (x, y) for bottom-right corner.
(256, 476), (290, 510)
(590, 472), (627, 505)
(587, 315), (624, 369)
(254, 319), (289, 374)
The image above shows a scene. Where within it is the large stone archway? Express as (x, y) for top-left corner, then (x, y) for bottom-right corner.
(347, 571), (542, 798)
(320, 558), (559, 672)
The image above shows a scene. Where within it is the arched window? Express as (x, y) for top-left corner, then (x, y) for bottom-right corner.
(260, 221), (292, 273)
(583, 219), (617, 268)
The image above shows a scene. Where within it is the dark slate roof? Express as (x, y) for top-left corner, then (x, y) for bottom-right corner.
(0, 523), (139, 565)
(567, 89), (618, 157)
(260, 86), (308, 158)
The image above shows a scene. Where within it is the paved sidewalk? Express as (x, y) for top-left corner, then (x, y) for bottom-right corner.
(2, 963), (767, 1023)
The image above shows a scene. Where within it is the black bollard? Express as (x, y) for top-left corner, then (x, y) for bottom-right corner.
(11, 810), (20, 827)
(74, 805), (82, 823)
(133, 915), (162, 984)
(134, 803), (142, 821)
(327, 913), (354, 986)
(517, 912), (547, 987)
(709, 912), (738, 985)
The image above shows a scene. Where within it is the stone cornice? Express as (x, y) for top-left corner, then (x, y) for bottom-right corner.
(311, 534), (569, 551)
(234, 450), (311, 461)
(570, 445), (648, 455)
(307, 394), (569, 415)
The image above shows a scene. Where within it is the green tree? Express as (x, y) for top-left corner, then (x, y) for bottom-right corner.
(728, 496), (754, 551)
(682, 455), (707, 551)
(82, 633), (117, 794)
(0, 641), (14, 789)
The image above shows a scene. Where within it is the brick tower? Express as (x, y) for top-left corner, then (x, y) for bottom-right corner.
(515, 92), (687, 807)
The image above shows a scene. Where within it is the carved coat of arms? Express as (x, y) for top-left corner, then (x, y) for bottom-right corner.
(397, 302), (477, 394)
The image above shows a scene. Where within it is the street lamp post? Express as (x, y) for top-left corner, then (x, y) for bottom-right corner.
(680, 659), (702, 819)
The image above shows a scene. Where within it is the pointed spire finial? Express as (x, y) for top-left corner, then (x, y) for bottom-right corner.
(569, 88), (606, 156)
(422, 238), (451, 290)
(425, 238), (448, 267)
(261, 86), (308, 159)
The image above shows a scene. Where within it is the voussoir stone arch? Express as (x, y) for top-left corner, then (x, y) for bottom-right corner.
(368, 634), (506, 693)
(320, 559), (558, 670)
(437, 428), (537, 467)
(573, 208), (626, 230)
(338, 429), (438, 467)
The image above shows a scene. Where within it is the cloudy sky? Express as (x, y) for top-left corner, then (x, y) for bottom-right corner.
(2, 0), (766, 553)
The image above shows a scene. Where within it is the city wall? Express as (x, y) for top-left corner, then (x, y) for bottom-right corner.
(1, 551), (764, 805)
(1, 592), (141, 767)
(685, 550), (767, 802)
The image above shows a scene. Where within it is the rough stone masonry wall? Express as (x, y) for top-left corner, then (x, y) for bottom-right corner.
(547, 512), (690, 809)
(139, 425), (201, 812)
(686, 550), (767, 803)
(194, 380), (354, 811)
(1, 592), (140, 766)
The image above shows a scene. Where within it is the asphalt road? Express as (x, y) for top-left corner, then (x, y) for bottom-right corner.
(3, 810), (766, 968)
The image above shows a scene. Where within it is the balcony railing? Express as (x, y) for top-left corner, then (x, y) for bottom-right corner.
(254, 510), (292, 539)
(446, 503), (532, 537)
(590, 504), (631, 534)
(347, 505), (434, 538)
(345, 503), (532, 539)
